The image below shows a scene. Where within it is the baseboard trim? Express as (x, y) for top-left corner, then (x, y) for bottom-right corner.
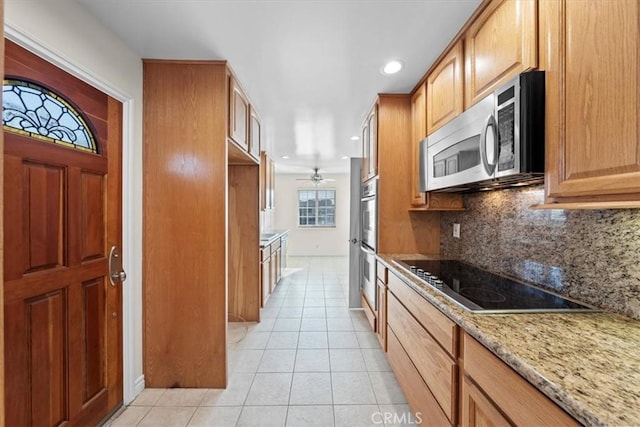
(134, 375), (145, 396)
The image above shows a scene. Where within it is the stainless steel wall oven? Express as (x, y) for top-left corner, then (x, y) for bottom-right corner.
(360, 178), (378, 310)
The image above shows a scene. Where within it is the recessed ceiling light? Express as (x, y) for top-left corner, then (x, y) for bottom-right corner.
(382, 60), (404, 75)
(281, 155), (290, 159)
(341, 156), (349, 160)
(350, 135), (360, 141)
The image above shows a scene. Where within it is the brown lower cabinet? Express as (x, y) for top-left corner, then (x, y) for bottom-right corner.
(387, 292), (457, 424)
(261, 237), (283, 307)
(460, 332), (578, 426)
(385, 269), (578, 426)
(260, 247), (270, 307)
(387, 329), (452, 427)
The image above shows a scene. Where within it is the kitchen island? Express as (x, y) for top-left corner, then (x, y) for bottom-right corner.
(377, 253), (640, 427)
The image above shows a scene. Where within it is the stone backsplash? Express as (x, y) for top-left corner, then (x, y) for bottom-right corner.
(440, 185), (640, 319)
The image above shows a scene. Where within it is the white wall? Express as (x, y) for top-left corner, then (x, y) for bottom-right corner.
(274, 173), (351, 256)
(5, 0), (144, 403)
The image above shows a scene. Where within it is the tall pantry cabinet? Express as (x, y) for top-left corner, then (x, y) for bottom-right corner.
(143, 60), (260, 388)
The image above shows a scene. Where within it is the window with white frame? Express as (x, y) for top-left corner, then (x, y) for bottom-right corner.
(298, 189), (336, 227)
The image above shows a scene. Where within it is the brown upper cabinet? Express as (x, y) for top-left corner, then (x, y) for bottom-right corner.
(361, 105), (378, 183)
(464, 0), (537, 108)
(249, 108), (261, 161)
(260, 151), (275, 210)
(426, 40), (464, 134)
(229, 75), (250, 151)
(540, 0), (640, 206)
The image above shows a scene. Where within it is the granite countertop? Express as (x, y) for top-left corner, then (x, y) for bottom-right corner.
(259, 229), (289, 248)
(377, 253), (640, 427)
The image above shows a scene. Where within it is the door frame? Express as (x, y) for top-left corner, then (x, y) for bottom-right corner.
(4, 24), (141, 404)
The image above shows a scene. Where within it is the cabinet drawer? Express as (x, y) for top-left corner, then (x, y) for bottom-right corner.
(260, 248), (270, 262)
(462, 333), (578, 426)
(387, 329), (451, 427)
(271, 239), (281, 251)
(388, 272), (457, 356)
(376, 261), (387, 283)
(388, 293), (456, 423)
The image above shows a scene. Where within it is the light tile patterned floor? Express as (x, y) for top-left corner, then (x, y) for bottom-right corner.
(108, 256), (417, 426)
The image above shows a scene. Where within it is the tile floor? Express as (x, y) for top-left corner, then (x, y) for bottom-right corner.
(108, 256), (417, 426)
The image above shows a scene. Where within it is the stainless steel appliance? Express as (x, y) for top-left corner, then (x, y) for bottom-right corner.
(361, 244), (377, 310)
(393, 259), (595, 314)
(360, 178), (378, 251)
(420, 71), (545, 192)
(360, 178), (378, 309)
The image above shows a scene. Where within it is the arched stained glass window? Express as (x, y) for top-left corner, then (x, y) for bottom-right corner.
(2, 79), (98, 153)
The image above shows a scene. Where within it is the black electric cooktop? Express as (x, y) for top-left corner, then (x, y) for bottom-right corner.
(393, 259), (595, 314)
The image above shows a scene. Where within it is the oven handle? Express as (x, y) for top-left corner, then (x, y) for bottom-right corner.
(360, 244), (376, 256)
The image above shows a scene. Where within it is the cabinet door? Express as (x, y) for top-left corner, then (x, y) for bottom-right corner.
(260, 151), (268, 210)
(427, 40), (464, 134)
(261, 259), (270, 307)
(460, 376), (512, 427)
(542, 0), (640, 200)
(367, 107), (378, 179)
(464, 0), (537, 108)
(361, 118), (370, 182)
(412, 59), (464, 211)
(260, 152), (275, 210)
(269, 157), (276, 209)
(275, 248), (282, 284)
(249, 110), (261, 161)
(410, 84), (427, 206)
(376, 280), (387, 351)
(229, 76), (249, 150)
(269, 252), (277, 292)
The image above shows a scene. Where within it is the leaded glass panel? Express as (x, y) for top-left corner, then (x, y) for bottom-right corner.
(3, 79), (98, 153)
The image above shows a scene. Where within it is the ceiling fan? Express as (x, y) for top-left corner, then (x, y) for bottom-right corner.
(296, 167), (336, 186)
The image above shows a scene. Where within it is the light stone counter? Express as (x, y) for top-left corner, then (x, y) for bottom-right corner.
(378, 253), (640, 427)
(259, 229), (288, 248)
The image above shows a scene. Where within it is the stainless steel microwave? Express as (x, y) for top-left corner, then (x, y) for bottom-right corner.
(420, 71), (545, 192)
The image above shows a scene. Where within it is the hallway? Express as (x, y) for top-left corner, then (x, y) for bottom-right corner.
(108, 256), (415, 426)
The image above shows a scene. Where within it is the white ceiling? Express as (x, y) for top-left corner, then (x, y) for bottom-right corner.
(76, 0), (481, 174)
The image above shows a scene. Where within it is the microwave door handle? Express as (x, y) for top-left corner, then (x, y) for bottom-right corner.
(480, 114), (499, 175)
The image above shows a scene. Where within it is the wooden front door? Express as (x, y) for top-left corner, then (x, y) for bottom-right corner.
(3, 41), (123, 426)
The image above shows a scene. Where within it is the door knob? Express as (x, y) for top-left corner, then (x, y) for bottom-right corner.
(108, 245), (127, 286)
